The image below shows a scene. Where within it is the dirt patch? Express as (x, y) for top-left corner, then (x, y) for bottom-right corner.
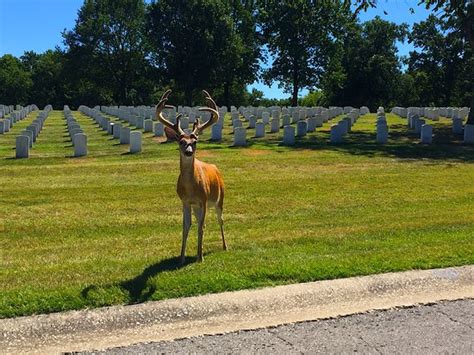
(243, 149), (269, 156)
(197, 150), (216, 158)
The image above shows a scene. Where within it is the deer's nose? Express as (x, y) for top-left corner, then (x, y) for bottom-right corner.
(185, 145), (193, 154)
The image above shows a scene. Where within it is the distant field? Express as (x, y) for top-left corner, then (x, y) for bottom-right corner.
(0, 110), (473, 318)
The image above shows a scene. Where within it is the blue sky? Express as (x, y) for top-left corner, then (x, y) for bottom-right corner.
(0, 0), (431, 99)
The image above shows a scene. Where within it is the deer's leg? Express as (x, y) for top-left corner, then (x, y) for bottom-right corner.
(180, 204), (192, 265)
(194, 203), (206, 262)
(216, 204), (227, 251)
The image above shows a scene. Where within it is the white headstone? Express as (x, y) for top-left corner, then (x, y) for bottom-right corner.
(376, 123), (388, 144)
(233, 127), (247, 146)
(296, 120), (307, 137)
(270, 118), (280, 133)
(420, 124), (432, 144)
(464, 124), (474, 144)
(73, 133), (87, 156)
(144, 119), (153, 132)
(330, 124), (342, 144)
(153, 122), (164, 137)
(283, 125), (295, 145)
(452, 118), (463, 135)
(211, 124), (222, 141)
(255, 122), (265, 138)
(120, 126), (131, 144)
(130, 131), (142, 153)
(16, 135), (29, 158)
(113, 123), (122, 139)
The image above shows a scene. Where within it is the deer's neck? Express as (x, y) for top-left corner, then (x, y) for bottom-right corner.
(180, 154), (196, 181)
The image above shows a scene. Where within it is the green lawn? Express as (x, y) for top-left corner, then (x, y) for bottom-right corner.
(0, 109), (473, 318)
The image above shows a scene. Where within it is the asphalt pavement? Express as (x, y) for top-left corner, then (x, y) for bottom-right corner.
(95, 299), (474, 354)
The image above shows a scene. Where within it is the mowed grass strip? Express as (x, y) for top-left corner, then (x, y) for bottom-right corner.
(0, 111), (473, 318)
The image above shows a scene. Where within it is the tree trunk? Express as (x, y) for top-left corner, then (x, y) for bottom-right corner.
(292, 72), (299, 107)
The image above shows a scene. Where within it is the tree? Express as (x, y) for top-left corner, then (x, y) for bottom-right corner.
(406, 15), (470, 107)
(21, 50), (67, 108)
(258, 0), (343, 106)
(63, 0), (154, 106)
(0, 55), (32, 105)
(322, 17), (407, 110)
(147, 0), (256, 106)
(421, 0), (474, 124)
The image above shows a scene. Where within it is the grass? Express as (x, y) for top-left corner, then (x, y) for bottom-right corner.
(0, 109), (473, 318)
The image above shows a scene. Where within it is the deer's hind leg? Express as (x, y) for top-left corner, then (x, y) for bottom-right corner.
(215, 199), (227, 251)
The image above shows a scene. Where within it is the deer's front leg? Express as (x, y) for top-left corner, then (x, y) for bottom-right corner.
(180, 204), (192, 265)
(194, 203), (207, 262)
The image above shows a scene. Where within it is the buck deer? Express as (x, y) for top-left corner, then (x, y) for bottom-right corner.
(156, 89), (227, 264)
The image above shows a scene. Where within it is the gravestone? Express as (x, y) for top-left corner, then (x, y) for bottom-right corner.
(0, 121), (4, 134)
(414, 119), (425, 134)
(144, 119), (153, 132)
(339, 119), (349, 135)
(136, 117), (144, 129)
(282, 115), (291, 127)
(296, 121), (307, 137)
(464, 124), (474, 144)
(113, 123), (122, 139)
(211, 124), (222, 141)
(232, 119), (243, 133)
(73, 134), (88, 157)
(20, 129), (32, 148)
(248, 115), (257, 129)
(283, 125), (295, 146)
(255, 122), (265, 138)
(330, 124), (342, 144)
(233, 127), (247, 146)
(120, 127), (131, 144)
(153, 122), (164, 137)
(262, 112), (270, 125)
(16, 135), (29, 158)
(376, 123), (388, 144)
(270, 118), (280, 133)
(180, 117), (189, 130)
(307, 117), (316, 132)
(420, 124), (433, 144)
(130, 131), (142, 153)
(452, 118), (463, 135)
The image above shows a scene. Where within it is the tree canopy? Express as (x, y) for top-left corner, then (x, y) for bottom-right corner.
(0, 0), (471, 111)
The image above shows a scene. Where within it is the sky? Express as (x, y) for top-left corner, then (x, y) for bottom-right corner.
(0, 0), (431, 99)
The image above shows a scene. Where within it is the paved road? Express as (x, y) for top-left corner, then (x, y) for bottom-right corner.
(93, 299), (473, 354)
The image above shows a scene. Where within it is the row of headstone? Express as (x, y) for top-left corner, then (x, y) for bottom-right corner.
(15, 105), (52, 158)
(376, 108), (389, 144)
(0, 104), (14, 118)
(64, 106), (87, 157)
(329, 108), (362, 144)
(392, 106), (472, 144)
(79, 106), (142, 153)
(0, 104), (38, 134)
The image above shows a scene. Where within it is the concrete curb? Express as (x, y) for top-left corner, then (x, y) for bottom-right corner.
(1, 265), (473, 354)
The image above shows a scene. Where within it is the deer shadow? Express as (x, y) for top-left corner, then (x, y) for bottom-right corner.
(81, 256), (195, 305)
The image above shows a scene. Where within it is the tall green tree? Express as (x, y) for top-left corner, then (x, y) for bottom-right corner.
(0, 55), (32, 105)
(322, 17), (407, 110)
(21, 50), (67, 108)
(407, 15), (470, 107)
(147, 0), (257, 106)
(63, 0), (154, 106)
(421, 0), (474, 123)
(258, 0), (343, 106)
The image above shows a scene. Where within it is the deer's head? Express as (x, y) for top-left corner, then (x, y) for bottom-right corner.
(156, 90), (219, 159)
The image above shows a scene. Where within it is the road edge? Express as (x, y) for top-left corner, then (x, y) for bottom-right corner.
(1, 265), (472, 353)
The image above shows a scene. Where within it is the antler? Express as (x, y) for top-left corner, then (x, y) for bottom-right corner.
(193, 90), (219, 136)
(156, 89), (184, 137)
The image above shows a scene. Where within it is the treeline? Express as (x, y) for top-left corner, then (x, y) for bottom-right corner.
(0, 0), (472, 111)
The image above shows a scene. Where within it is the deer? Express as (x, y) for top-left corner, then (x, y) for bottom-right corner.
(156, 89), (227, 264)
